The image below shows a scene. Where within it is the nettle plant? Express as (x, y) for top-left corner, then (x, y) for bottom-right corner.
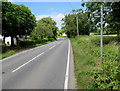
(94, 60), (120, 89)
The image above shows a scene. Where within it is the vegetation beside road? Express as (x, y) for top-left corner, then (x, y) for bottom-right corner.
(1, 1), (120, 89)
(0, 38), (55, 60)
(1, 2), (58, 60)
(71, 35), (119, 89)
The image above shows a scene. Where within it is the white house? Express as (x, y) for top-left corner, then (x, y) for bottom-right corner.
(0, 35), (3, 42)
(5, 36), (11, 45)
(0, 35), (11, 45)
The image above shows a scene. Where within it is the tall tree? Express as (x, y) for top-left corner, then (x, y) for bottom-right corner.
(111, 1), (120, 61)
(31, 17), (58, 40)
(83, 2), (119, 35)
(2, 2), (36, 46)
(0, 1), (2, 35)
(62, 14), (77, 38)
(62, 9), (90, 38)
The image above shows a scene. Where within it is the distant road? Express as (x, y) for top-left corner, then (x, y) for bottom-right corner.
(2, 38), (75, 89)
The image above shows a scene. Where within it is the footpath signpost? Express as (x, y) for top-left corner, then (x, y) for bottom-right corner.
(100, 5), (103, 64)
(93, 5), (111, 64)
(93, 13), (101, 18)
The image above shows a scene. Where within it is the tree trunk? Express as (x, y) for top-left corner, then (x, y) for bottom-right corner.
(3, 37), (5, 44)
(16, 36), (19, 46)
(2, 36), (7, 53)
(11, 35), (14, 46)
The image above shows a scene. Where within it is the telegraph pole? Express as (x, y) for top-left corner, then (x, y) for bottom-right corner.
(76, 15), (79, 37)
(73, 10), (79, 37)
(100, 4), (103, 64)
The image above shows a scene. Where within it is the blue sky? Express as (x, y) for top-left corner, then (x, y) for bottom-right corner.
(12, 2), (86, 29)
(12, 2), (85, 15)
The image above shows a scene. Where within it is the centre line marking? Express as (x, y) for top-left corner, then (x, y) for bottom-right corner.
(64, 39), (70, 90)
(49, 45), (56, 50)
(12, 52), (45, 73)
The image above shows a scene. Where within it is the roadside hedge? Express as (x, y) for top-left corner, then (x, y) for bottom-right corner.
(19, 38), (55, 47)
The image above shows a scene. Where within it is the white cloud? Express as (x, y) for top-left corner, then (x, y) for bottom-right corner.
(36, 13), (65, 29)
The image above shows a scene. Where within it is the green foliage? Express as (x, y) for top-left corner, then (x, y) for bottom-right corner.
(62, 9), (90, 38)
(83, 60), (96, 66)
(0, 50), (16, 59)
(0, 1), (1, 35)
(84, 2), (120, 36)
(71, 35), (119, 89)
(93, 36), (120, 90)
(112, 2), (120, 23)
(31, 17), (58, 40)
(57, 29), (65, 36)
(0, 38), (55, 59)
(2, 2), (36, 46)
(90, 36), (118, 46)
(71, 36), (99, 89)
(19, 38), (54, 47)
(94, 60), (120, 89)
(19, 41), (35, 47)
(104, 25), (117, 35)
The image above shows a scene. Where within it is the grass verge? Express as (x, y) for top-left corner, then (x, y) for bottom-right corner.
(70, 35), (118, 89)
(0, 39), (55, 60)
(0, 50), (16, 59)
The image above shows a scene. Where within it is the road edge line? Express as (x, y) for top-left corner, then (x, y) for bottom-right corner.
(64, 39), (70, 90)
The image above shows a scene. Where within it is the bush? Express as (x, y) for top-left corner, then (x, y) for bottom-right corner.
(42, 38), (49, 42)
(19, 38), (55, 47)
(94, 60), (120, 89)
(34, 39), (42, 44)
(91, 36), (118, 46)
(48, 38), (54, 41)
(19, 41), (35, 47)
(34, 38), (54, 44)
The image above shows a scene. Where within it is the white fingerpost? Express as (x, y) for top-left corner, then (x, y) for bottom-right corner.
(100, 4), (103, 64)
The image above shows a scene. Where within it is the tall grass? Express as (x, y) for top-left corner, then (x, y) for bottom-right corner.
(70, 35), (119, 89)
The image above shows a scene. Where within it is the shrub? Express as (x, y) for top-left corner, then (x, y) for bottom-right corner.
(48, 38), (54, 41)
(19, 41), (35, 47)
(91, 36), (118, 46)
(19, 38), (55, 47)
(94, 60), (120, 89)
(34, 39), (42, 44)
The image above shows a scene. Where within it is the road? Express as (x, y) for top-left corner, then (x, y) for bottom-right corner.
(2, 38), (75, 90)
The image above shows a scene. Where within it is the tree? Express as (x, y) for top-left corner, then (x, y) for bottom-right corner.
(62, 14), (77, 38)
(83, 2), (112, 34)
(31, 17), (58, 40)
(111, 1), (120, 62)
(111, 2), (120, 39)
(0, 1), (1, 35)
(2, 2), (36, 46)
(57, 29), (65, 36)
(62, 9), (90, 38)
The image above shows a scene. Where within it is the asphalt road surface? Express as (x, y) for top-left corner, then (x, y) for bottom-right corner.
(2, 38), (75, 90)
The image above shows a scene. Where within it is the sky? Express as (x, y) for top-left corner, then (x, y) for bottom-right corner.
(12, 2), (86, 29)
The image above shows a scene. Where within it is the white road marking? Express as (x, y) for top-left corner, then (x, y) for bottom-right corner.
(64, 39), (70, 90)
(49, 45), (56, 50)
(1, 44), (47, 62)
(12, 52), (45, 73)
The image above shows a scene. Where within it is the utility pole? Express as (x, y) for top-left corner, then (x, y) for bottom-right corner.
(76, 15), (79, 37)
(100, 4), (103, 64)
(73, 10), (79, 37)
